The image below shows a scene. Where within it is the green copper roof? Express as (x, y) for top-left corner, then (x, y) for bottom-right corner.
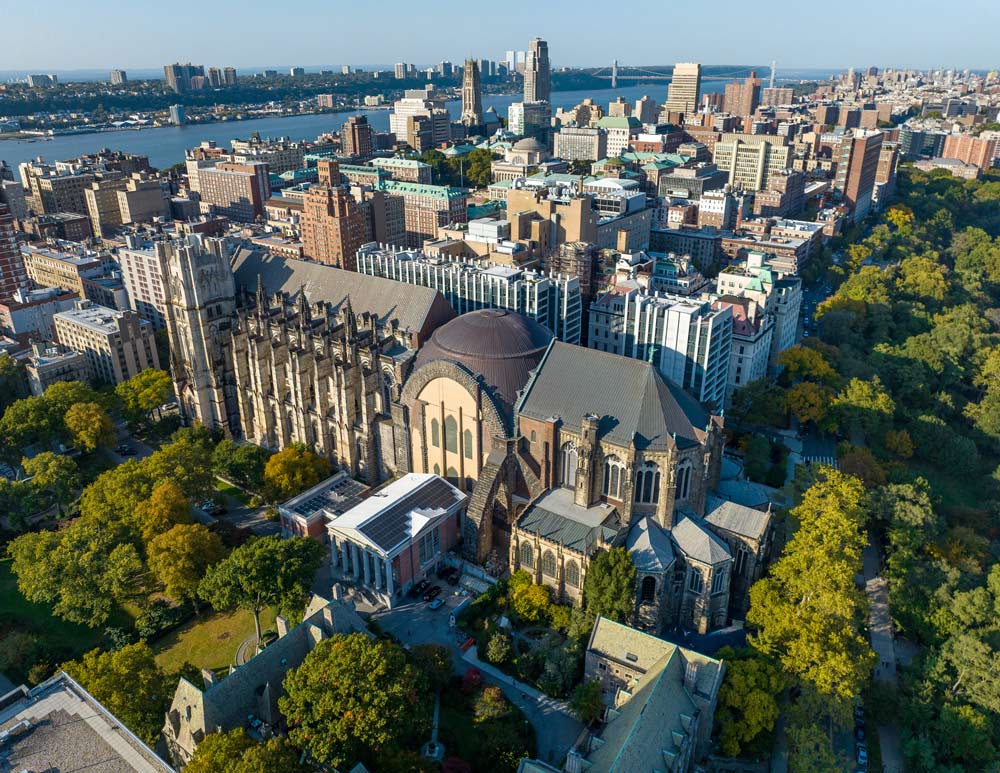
(380, 180), (467, 199)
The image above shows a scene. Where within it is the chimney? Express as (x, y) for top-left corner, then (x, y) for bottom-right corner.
(684, 660), (700, 693)
(616, 228), (629, 253)
(201, 668), (216, 689)
(275, 615), (290, 638)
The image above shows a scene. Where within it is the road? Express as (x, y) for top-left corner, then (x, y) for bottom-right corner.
(371, 588), (583, 765)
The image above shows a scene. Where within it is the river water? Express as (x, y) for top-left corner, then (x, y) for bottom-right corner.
(0, 83), (732, 170)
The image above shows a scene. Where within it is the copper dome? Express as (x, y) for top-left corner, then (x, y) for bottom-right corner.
(413, 309), (554, 418)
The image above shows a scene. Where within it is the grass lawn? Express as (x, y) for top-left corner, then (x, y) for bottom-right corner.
(215, 478), (252, 506)
(153, 607), (277, 675)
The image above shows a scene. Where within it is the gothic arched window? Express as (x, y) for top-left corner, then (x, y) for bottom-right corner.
(560, 443), (578, 489)
(520, 542), (534, 568)
(676, 460), (693, 501)
(542, 550), (557, 578)
(640, 575), (657, 602)
(635, 462), (661, 504)
(565, 560), (580, 588)
(430, 418), (440, 448)
(463, 429), (473, 460)
(602, 455), (625, 499)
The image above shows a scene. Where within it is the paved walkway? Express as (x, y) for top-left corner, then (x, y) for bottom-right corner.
(862, 538), (903, 773)
(462, 646), (583, 766)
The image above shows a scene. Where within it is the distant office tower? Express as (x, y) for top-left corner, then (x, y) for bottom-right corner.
(164, 63), (204, 93)
(289, 67), (305, 77)
(27, 74), (57, 88)
(524, 37), (550, 103)
(198, 162), (270, 222)
(389, 86), (451, 146)
(110, 69), (127, 86)
(665, 63), (701, 114)
(394, 63), (407, 79)
(207, 67), (223, 87)
(342, 65), (351, 74)
(300, 160), (365, 269)
(723, 71), (762, 116)
(634, 95), (659, 124)
(341, 115), (375, 158)
(169, 105), (186, 125)
(223, 67), (237, 86)
(0, 203), (27, 300)
(508, 101), (552, 143)
(505, 51), (516, 72)
(835, 130), (883, 220)
(461, 59), (484, 126)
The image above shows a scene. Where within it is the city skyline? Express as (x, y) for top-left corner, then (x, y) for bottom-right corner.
(2, 0), (998, 72)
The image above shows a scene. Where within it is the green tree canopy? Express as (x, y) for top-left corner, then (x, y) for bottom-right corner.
(263, 442), (331, 501)
(115, 368), (173, 424)
(583, 547), (636, 623)
(714, 646), (786, 758)
(279, 633), (431, 767)
(148, 523), (226, 605)
(183, 729), (308, 773)
(22, 451), (79, 514)
(64, 401), (116, 452)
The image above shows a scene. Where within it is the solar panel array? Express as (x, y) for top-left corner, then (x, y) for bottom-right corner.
(291, 476), (370, 516)
(359, 477), (462, 552)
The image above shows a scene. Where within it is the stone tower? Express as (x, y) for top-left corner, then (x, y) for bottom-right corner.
(158, 235), (240, 435)
(460, 59), (483, 127)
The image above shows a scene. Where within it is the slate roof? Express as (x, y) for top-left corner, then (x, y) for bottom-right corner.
(516, 488), (618, 555)
(231, 248), (455, 343)
(704, 495), (771, 541)
(625, 516), (675, 573)
(517, 341), (711, 451)
(670, 515), (732, 566)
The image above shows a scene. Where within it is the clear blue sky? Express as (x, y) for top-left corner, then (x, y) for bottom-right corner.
(2, 0), (997, 72)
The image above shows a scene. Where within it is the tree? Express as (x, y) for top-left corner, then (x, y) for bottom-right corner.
(830, 377), (895, 441)
(213, 439), (271, 491)
(748, 470), (875, 711)
(884, 428), (914, 458)
(115, 368), (173, 425)
(836, 445), (886, 488)
(0, 353), (26, 414)
(199, 535), (325, 643)
(64, 401), (116, 452)
(410, 643), (453, 693)
(61, 643), (169, 744)
(135, 479), (194, 543)
(714, 646), (786, 757)
(262, 442), (331, 501)
(777, 346), (839, 386)
(148, 523), (226, 605)
(279, 633), (430, 767)
(485, 630), (512, 664)
(784, 382), (832, 426)
(570, 679), (604, 724)
(22, 451), (79, 515)
(464, 148), (494, 188)
(510, 582), (550, 624)
(184, 729), (308, 773)
(583, 547), (636, 623)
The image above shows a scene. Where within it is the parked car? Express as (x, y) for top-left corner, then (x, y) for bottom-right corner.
(116, 444), (137, 456)
(200, 500), (227, 516)
(423, 585), (442, 602)
(856, 742), (868, 766)
(854, 706), (865, 724)
(854, 725), (866, 742)
(428, 598), (445, 610)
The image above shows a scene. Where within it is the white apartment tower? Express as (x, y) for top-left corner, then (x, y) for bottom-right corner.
(665, 63), (702, 114)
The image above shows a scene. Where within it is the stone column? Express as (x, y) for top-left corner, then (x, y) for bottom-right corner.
(386, 558), (394, 601)
(374, 557), (383, 591)
(362, 549), (372, 586)
(340, 539), (349, 572)
(351, 542), (361, 580)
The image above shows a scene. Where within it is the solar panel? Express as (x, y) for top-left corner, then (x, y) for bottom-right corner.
(358, 478), (462, 552)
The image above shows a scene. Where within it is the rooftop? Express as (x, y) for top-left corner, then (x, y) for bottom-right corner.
(280, 470), (370, 522)
(54, 302), (141, 334)
(516, 488), (619, 555)
(380, 180), (467, 200)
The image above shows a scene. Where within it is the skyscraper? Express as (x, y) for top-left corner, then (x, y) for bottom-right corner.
(109, 69), (127, 85)
(665, 62), (701, 115)
(461, 59), (484, 126)
(723, 71), (762, 116)
(301, 161), (365, 270)
(341, 115), (375, 158)
(0, 203), (27, 300)
(223, 67), (238, 86)
(163, 63), (204, 93)
(524, 37), (550, 103)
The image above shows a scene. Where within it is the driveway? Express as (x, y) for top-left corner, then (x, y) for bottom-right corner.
(371, 589), (583, 766)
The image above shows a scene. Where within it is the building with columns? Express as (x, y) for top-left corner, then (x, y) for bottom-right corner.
(326, 473), (467, 606)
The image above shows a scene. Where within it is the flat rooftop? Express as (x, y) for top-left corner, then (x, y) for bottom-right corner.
(0, 673), (173, 772)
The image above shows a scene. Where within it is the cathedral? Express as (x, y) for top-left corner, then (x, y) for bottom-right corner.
(160, 235), (772, 633)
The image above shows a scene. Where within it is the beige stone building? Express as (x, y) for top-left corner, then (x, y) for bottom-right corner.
(53, 300), (159, 385)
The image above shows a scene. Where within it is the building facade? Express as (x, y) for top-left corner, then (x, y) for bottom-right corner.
(53, 300), (159, 385)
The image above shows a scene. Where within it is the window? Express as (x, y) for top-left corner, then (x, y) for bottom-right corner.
(445, 416), (458, 453)
(687, 568), (704, 594)
(520, 542), (534, 568)
(530, 430), (537, 442)
(565, 560), (580, 588)
(712, 566), (728, 595)
(418, 528), (441, 565)
(430, 418), (440, 448)
(634, 462), (661, 504)
(640, 575), (657, 602)
(560, 443), (578, 488)
(603, 455), (624, 499)
(463, 429), (473, 459)
(542, 550), (557, 578)
(433, 463), (441, 476)
(446, 466), (458, 484)
(676, 461), (693, 501)
(734, 544), (750, 577)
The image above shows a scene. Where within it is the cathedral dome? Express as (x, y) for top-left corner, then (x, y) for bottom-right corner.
(413, 309), (554, 416)
(512, 137), (546, 152)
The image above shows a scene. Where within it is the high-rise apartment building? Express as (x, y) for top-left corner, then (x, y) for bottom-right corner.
(760, 86), (793, 107)
(224, 67), (237, 86)
(357, 244), (583, 344)
(554, 127), (608, 161)
(53, 300), (159, 385)
(207, 67), (223, 87)
(588, 285), (733, 410)
(164, 63), (204, 93)
(389, 86), (451, 146)
(723, 71), (762, 116)
(461, 59), (484, 126)
(394, 63), (407, 79)
(109, 69), (127, 85)
(341, 115), (375, 159)
(835, 130), (883, 220)
(380, 180), (468, 248)
(508, 101), (552, 143)
(665, 63), (701, 115)
(713, 135), (792, 191)
(0, 203), (27, 300)
(198, 162), (270, 222)
(524, 38), (551, 103)
(169, 105), (186, 125)
(300, 161), (365, 269)
(119, 236), (171, 328)
(289, 67), (305, 77)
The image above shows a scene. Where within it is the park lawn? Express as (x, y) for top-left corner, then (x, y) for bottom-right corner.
(215, 478), (252, 506)
(153, 607), (277, 675)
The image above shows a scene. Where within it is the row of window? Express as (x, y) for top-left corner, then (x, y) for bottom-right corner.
(429, 417), (474, 460)
(560, 443), (692, 503)
(520, 543), (580, 587)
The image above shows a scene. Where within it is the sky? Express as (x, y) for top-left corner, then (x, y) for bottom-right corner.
(2, 0), (998, 73)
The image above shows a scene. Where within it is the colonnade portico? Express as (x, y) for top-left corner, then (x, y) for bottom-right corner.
(330, 533), (395, 603)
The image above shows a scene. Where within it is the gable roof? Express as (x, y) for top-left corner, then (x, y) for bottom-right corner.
(517, 341), (710, 451)
(704, 495), (771, 542)
(231, 248), (455, 343)
(670, 516), (732, 566)
(516, 487), (618, 555)
(625, 516), (675, 573)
